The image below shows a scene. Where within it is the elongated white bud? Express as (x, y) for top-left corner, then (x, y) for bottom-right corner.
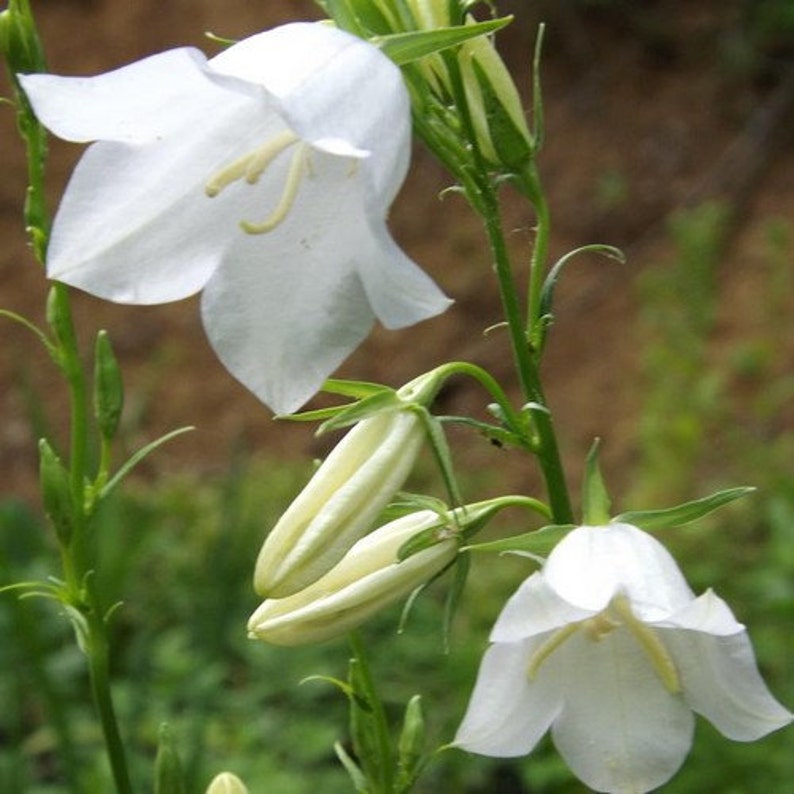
(254, 409), (425, 598)
(249, 508), (458, 645)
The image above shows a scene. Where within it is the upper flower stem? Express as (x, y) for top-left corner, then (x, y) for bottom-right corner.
(478, 180), (573, 526)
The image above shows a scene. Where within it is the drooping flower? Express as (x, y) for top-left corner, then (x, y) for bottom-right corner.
(18, 22), (451, 414)
(249, 506), (459, 645)
(454, 523), (792, 793)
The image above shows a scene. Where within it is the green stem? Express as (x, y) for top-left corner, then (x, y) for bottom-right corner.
(480, 184), (574, 525)
(348, 632), (394, 793)
(54, 286), (133, 794)
(84, 580), (133, 794)
(522, 161), (551, 346)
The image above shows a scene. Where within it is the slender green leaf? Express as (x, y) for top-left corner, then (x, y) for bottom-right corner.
(614, 487), (756, 530)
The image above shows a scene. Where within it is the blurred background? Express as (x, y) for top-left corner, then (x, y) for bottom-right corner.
(1, 1), (792, 791)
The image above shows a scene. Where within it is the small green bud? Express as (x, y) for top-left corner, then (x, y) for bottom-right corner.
(45, 285), (76, 355)
(205, 772), (249, 794)
(94, 330), (124, 440)
(0, 0), (46, 75)
(39, 438), (74, 546)
(398, 694), (425, 778)
(154, 724), (186, 794)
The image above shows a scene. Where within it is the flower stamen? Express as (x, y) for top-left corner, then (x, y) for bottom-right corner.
(612, 596), (681, 694)
(240, 143), (307, 235)
(526, 597), (681, 694)
(205, 130), (299, 198)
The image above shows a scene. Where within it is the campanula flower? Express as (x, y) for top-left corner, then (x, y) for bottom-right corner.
(19, 22), (451, 413)
(455, 523), (791, 793)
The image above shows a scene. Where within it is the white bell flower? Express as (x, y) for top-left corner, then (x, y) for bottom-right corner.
(454, 523), (792, 793)
(18, 22), (451, 414)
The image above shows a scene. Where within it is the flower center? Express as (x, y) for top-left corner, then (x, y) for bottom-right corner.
(204, 130), (308, 235)
(526, 595), (681, 694)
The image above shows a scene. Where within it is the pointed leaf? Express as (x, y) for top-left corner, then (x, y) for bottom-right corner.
(375, 18), (512, 66)
(317, 388), (401, 433)
(582, 438), (610, 525)
(614, 487), (756, 530)
(463, 523), (575, 557)
(99, 427), (193, 499)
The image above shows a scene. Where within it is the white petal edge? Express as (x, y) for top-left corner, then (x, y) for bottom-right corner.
(19, 48), (221, 144)
(551, 628), (694, 794)
(491, 573), (594, 643)
(544, 524), (695, 619)
(454, 638), (563, 757)
(659, 594), (793, 741)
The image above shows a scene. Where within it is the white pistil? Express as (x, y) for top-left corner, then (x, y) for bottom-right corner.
(526, 596), (681, 695)
(240, 143), (307, 235)
(612, 597), (681, 694)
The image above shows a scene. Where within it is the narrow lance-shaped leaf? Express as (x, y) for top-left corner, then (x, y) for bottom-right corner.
(614, 486), (756, 531)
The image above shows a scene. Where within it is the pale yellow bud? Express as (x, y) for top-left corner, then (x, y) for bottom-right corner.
(248, 509), (458, 645)
(254, 409), (425, 598)
(205, 772), (248, 794)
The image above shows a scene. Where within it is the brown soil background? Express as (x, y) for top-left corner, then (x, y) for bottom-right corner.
(2, 1), (793, 510)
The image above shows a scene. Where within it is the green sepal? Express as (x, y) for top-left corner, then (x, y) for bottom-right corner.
(38, 438), (74, 546)
(582, 439), (611, 525)
(317, 0), (392, 37)
(416, 407), (464, 507)
(463, 523), (575, 557)
(469, 56), (533, 169)
(93, 330), (124, 441)
(374, 18), (513, 66)
(154, 723), (186, 794)
(396, 523), (450, 563)
(539, 244), (625, 326)
(614, 486), (756, 530)
(317, 388), (402, 433)
(322, 377), (391, 399)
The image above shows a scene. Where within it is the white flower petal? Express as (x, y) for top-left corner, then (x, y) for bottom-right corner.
(43, 97), (286, 303)
(356, 220), (453, 328)
(491, 573), (593, 643)
(19, 48), (225, 144)
(202, 245), (372, 415)
(544, 524), (694, 620)
(201, 152), (446, 412)
(551, 628), (694, 794)
(209, 23), (411, 205)
(454, 639), (563, 757)
(660, 607), (793, 741)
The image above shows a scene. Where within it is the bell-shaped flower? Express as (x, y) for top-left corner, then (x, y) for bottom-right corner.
(254, 407), (426, 598)
(249, 506), (459, 645)
(18, 22), (451, 414)
(454, 523), (792, 794)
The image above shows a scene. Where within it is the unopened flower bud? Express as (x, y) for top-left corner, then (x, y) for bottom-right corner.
(248, 507), (459, 645)
(459, 29), (533, 169)
(254, 408), (426, 598)
(93, 330), (124, 441)
(205, 772), (249, 794)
